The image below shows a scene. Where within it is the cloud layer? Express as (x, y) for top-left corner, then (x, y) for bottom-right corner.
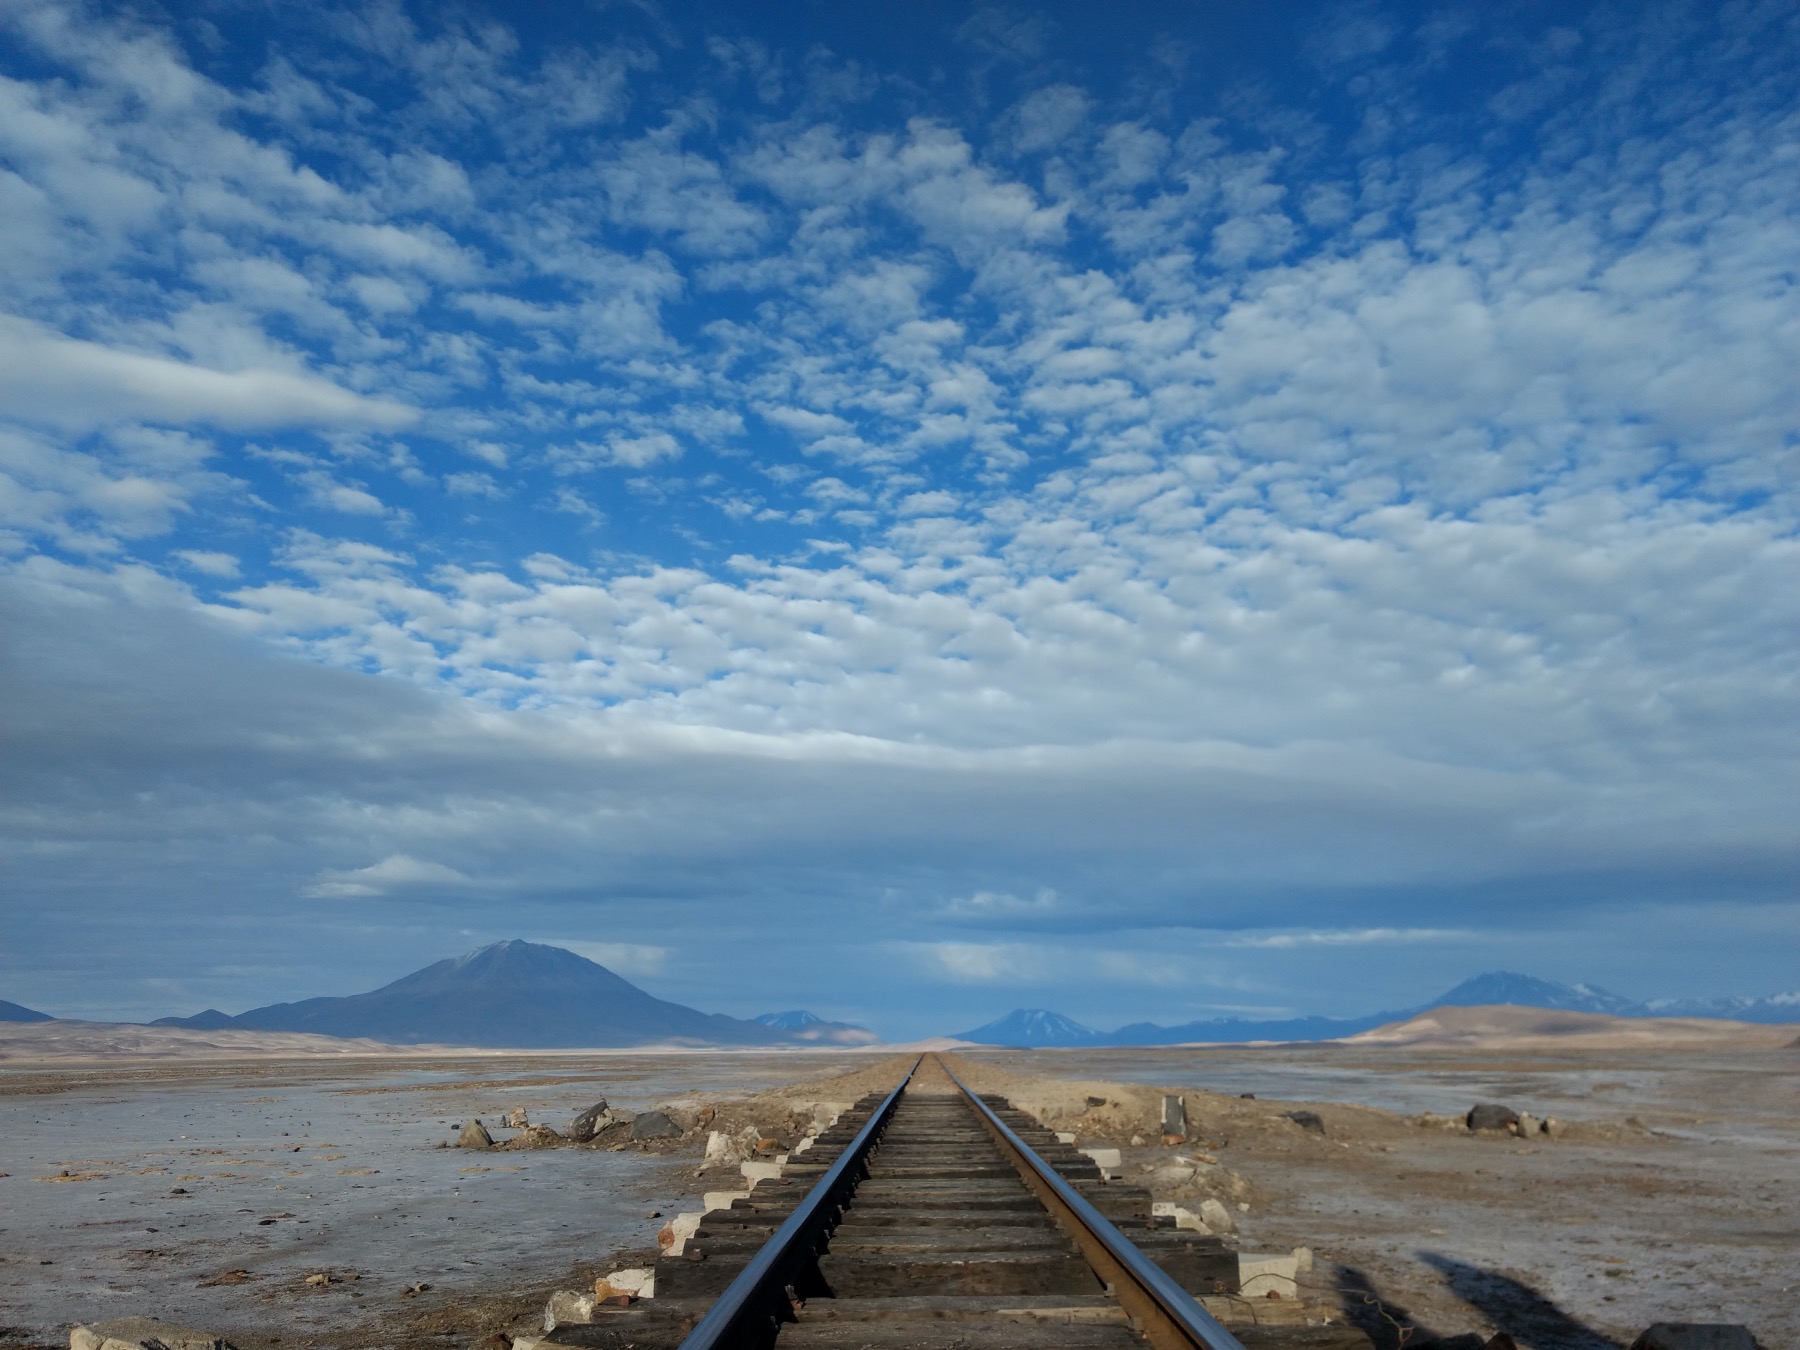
(1, 0), (1795, 1031)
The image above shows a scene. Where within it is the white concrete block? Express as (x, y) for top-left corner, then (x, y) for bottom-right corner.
(740, 1159), (784, 1183)
(1198, 1197), (1236, 1234)
(599, 1267), (654, 1298)
(1238, 1252), (1299, 1300)
(1055, 1131), (1077, 1144)
(1079, 1147), (1122, 1178)
(703, 1189), (750, 1212)
(1152, 1201), (1207, 1232)
(661, 1212), (703, 1257)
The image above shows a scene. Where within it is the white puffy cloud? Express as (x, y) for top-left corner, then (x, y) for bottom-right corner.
(0, 0), (1795, 1028)
(0, 315), (418, 432)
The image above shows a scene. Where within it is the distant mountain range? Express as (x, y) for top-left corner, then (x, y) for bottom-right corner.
(146, 941), (875, 1049)
(954, 971), (1800, 1047)
(8, 960), (1795, 1049)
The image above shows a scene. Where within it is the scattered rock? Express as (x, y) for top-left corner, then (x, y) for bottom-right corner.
(1515, 1111), (1540, 1138)
(401, 1282), (430, 1297)
(70, 1317), (235, 1350)
(630, 1110), (681, 1141)
(1283, 1110), (1326, 1134)
(457, 1119), (494, 1150)
(567, 1100), (610, 1143)
(594, 1267), (654, 1302)
(1198, 1197), (1237, 1234)
(1085, 1095), (1108, 1108)
(503, 1107), (529, 1129)
(1630, 1328), (1761, 1350)
(1543, 1115), (1567, 1138)
(1466, 1103), (1519, 1133)
(543, 1290), (595, 1330)
(304, 1273), (331, 1287)
(1147, 1162), (1197, 1189)
(503, 1124), (565, 1150)
(703, 1130), (735, 1164)
(1239, 1093), (1256, 1099)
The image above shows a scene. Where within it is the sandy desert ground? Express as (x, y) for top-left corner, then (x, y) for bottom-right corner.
(1, 1011), (1793, 1350)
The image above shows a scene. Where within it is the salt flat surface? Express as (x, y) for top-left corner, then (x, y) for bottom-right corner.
(967, 1044), (1800, 1347)
(0, 1051), (867, 1345)
(989, 1043), (1800, 1145)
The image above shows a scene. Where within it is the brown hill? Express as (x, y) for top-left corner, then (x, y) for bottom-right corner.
(1343, 1002), (1796, 1050)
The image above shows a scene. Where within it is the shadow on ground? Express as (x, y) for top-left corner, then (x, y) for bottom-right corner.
(1337, 1257), (1623, 1350)
(1419, 1253), (1622, 1350)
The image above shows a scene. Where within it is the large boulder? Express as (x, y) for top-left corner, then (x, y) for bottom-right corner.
(1466, 1103), (1519, 1132)
(630, 1109), (681, 1141)
(457, 1119), (494, 1149)
(567, 1100), (610, 1143)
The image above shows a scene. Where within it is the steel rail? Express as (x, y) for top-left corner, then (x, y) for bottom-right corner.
(942, 1058), (1250, 1350)
(676, 1054), (921, 1350)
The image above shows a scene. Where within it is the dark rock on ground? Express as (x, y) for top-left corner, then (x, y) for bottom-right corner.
(1283, 1110), (1326, 1134)
(567, 1100), (610, 1142)
(629, 1109), (681, 1141)
(1465, 1103), (1519, 1132)
(1631, 1326), (1762, 1350)
(457, 1118), (495, 1149)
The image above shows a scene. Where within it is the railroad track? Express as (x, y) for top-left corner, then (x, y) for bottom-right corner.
(540, 1053), (1356, 1350)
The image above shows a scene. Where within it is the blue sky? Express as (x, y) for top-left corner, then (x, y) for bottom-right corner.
(1, 0), (1795, 1038)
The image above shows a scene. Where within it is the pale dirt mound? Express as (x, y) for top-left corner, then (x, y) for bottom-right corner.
(1344, 1003), (1796, 1050)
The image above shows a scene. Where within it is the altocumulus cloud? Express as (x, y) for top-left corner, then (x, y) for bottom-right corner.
(0, 0), (1795, 1035)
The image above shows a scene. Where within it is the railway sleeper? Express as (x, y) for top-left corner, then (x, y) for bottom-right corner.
(564, 1061), (1307, 1350)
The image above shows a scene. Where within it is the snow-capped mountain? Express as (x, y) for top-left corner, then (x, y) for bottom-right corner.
(952, 1009), (1104, 1047)
(950, 971), (1800, 1047)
